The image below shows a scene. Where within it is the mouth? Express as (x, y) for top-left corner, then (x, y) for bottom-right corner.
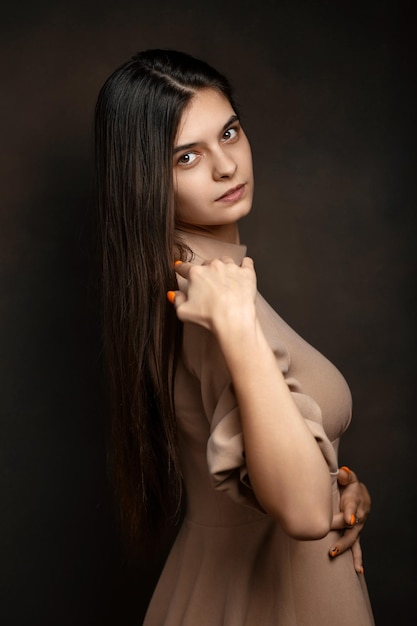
(216, 183), (245, 202)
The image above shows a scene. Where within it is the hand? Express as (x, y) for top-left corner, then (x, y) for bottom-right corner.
(169, 256), (257, 334)
(329, 466), (371, 573)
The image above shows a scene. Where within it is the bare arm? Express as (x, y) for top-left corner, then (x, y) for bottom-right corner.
(171, 257), (332, 539)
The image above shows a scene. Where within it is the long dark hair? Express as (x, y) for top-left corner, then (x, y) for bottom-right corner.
(94, 49), (236, 544)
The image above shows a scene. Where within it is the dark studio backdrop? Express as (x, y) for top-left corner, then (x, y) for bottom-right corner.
(1, 1), (415, 624)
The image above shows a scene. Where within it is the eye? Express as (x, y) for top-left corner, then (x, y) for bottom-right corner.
(177, 152), (199, 166)
(222, 127), (238, 142)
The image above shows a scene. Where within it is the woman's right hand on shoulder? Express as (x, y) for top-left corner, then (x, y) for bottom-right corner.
(168, 257), (257, 335)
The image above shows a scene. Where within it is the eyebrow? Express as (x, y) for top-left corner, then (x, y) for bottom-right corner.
(173, 114), (239, 154)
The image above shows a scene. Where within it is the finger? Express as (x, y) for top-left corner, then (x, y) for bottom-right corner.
(173, 261), (194, 279)
(332, 510), (361, 531)
(343, 505), (359, 528)
(166, 290), (187, 307)
(330, 512), (346, 530)
(338, 465), (358, 486)
(351, 538), (364, 574)
(329, 522), (363, 558)
(355, 507), (368, 525)
(338, 489), (358, 526)
(219, 255), (237, 264)
(241, 256), (254, 269)
(167, 290), (176, 304)
(355, 483), (371, 519)
(199, 256), (236, 266)
(339, 486), (369, 526)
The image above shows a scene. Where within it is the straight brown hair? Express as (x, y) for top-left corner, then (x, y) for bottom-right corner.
(94, 49), (237, 545)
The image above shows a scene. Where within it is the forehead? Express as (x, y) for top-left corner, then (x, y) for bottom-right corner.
(176, 88), (235, 143)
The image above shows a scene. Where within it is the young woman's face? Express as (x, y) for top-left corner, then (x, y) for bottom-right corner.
(173, 88), (254, 242)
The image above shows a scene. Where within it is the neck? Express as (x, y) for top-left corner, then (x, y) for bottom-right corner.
(175, 221), (240, 244)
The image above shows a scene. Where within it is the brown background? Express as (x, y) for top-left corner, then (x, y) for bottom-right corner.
(1, 1), (415, 624)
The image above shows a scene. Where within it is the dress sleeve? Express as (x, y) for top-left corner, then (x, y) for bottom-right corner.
(181, 312), (339, 510)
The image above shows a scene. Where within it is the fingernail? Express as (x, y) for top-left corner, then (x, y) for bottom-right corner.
(349, 513), (356, 526)
(358, 566), (364, 575)
(174, 260), (182, 267)
(340, 465), (351, 476)
(330, 547), (339, 557)
(167, 291), (176, 303)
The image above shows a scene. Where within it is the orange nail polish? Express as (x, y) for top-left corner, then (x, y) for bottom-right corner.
(167, 291), (176, 304)
(330, 547), (339, 557)
(349, 513), (356, 526)
(340, 465), (351, 476)
(174, 260), (182, 267)
(359, 566), (364, 574)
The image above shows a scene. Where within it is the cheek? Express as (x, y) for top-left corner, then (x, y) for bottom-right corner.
(174, 175), (204, 211)
(174, 187), (196, 221)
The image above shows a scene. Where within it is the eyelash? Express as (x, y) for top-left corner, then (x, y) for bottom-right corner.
(176, 125), (240, 166)
(222, 126), (239, 142)
(177, 152), (198, 166)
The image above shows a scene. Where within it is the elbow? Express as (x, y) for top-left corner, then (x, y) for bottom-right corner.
(250, 470), (333, 539)
(265, 502), (332, 540)
(283, 514), (332, 541)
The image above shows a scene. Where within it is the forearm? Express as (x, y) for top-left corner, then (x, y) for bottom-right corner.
(173, 257), (333, 537)
(214, 310), (332, 539)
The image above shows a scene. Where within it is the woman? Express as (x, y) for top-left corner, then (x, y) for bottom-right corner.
(95, 49), (374, 625)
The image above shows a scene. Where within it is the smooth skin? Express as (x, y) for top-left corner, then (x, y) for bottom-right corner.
(171, 88), (370, 564)
(174, 256), (333, 539)
(330, 466), (371, 573)
(173, 88), (253, 244)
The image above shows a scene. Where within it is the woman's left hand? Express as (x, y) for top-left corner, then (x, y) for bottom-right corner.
(329, 466), (371, 574)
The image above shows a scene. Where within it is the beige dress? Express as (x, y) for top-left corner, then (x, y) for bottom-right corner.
(144, 232), (374, 626)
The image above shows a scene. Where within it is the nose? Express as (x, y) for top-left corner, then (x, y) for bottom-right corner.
(212, 148), (237, 180)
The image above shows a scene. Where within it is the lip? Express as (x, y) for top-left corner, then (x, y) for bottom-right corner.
(216, 183), (246, 202)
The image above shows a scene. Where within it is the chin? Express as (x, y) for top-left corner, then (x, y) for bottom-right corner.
(236, 201), (253, 220)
